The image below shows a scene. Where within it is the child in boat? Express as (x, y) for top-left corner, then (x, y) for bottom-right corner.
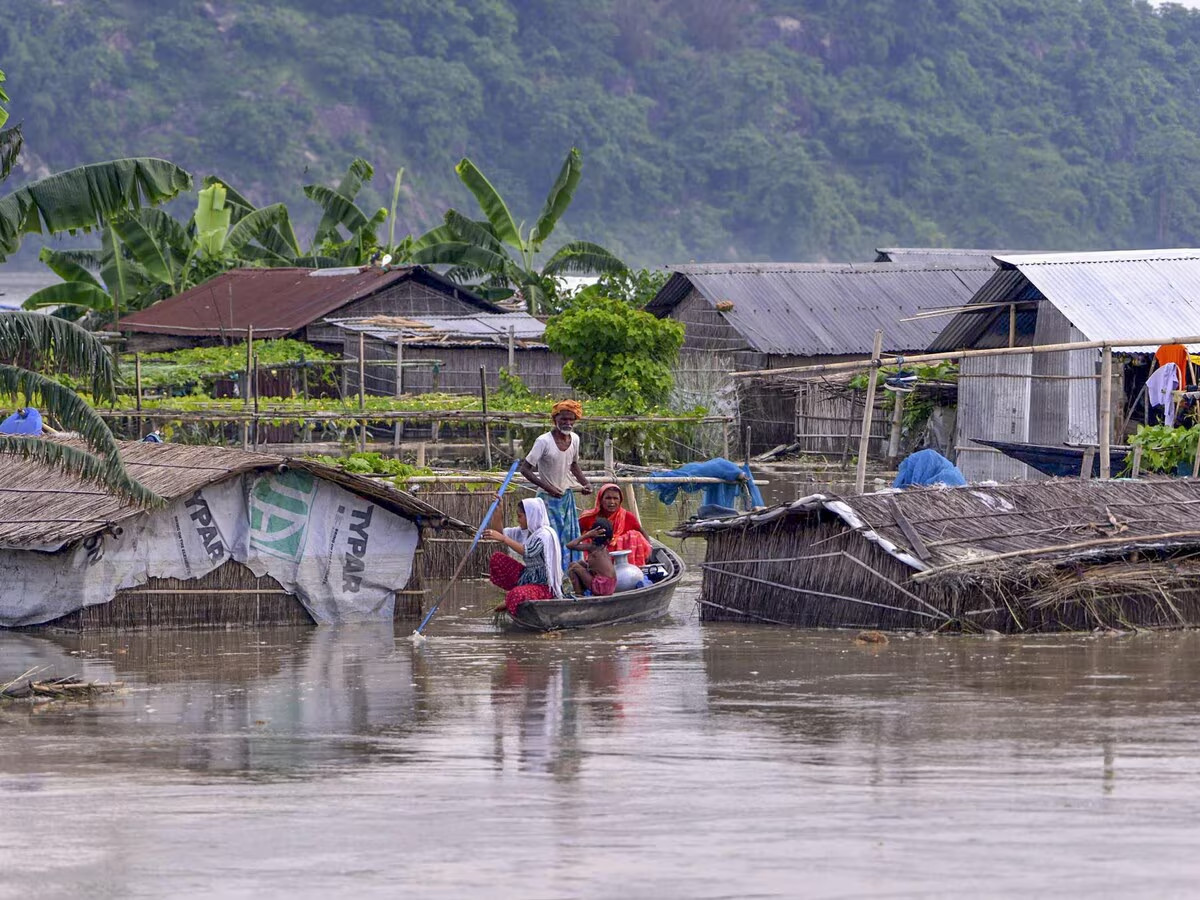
(565, 518), (617, 597)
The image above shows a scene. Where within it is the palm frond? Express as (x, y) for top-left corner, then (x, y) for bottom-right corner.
(37, 247), (104, 289)
(542, 241), (628, 276)
(111, 215), (173, 288)
(0, 313), (117, 399)
(304, 184), (370, 242)
(443, 209), (505, 253)
(531, 148), (582, 248)
(22, 282), (114, 314)
(0, 124), (22, 182)
(411, 241), (511, 272)
(454, 157), (521, 249)
(227, 203), (300, 256)
(0, 435), (159, 507)
(0, 158), (192, 260)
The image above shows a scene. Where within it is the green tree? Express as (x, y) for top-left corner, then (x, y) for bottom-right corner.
(542, 294), (684, 413)
(412, 148), (626, 313)
(0, 69), (190, 502)
(303, 158), (415, 266)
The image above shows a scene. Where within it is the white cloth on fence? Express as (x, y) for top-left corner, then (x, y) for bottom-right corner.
(1147, 362), (1181, 426)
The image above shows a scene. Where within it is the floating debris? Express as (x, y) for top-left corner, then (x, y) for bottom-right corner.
(0, 667), (123, 702)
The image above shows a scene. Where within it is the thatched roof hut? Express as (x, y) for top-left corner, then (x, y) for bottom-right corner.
(678, 479), (1200, 632)
(0, 442), (467, 630)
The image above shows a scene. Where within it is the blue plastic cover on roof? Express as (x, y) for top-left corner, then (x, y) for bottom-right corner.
(0, 407), (42, 435)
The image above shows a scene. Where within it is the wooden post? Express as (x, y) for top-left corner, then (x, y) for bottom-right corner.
(508, 325), (516, 373)
(1192, 436), (1200, 479)
(416, 442), (426, 468)
(358, 332), (366, 410)
(1008, 304), (1017, 348)
(1099, 344), (1113, 479)
(394, 333), (404, 397)
(1081, 447), (1096, 479)
(480, 365), (492, 469)
(245, 325), (254, 406)
(886, 391), (905, 466)
(854, 329), (884, 493)
(1131, 445), (1143, 478)
(604, 435), (615, 477)
(722, 421), (731, 460)
(841, 390), (857, 470)
(301, 365), (308, 403)
(253, 354), (260, 416)
(134, 352), (143, 438)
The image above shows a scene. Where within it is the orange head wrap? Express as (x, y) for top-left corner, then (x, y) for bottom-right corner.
(551, 399), (583, 420)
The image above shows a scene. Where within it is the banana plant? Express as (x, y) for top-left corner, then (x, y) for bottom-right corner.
(302, 158), (412, 266)
(411, 147), (626, 313)
(0, 69), (187, 503)
(24, 180), (303, 323)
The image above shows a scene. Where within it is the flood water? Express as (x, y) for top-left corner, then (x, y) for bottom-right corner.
(4, 574), (1200, 898)
(4, 476), (1200, 897)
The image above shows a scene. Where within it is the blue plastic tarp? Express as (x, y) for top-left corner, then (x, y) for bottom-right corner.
(646, 458), (765, 510)
(893, 449), (967, 489)
(0, 407), (42, 435)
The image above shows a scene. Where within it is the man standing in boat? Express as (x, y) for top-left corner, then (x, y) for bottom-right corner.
(519, 399), (592, 572)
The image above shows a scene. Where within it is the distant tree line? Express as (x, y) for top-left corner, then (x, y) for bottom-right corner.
(7, 0), (1200, 265)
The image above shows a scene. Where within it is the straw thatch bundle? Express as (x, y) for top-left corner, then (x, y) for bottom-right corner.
(680, 478), (1200, 632)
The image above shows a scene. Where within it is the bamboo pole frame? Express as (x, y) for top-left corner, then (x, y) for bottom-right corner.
(854, 329), (883, 493)
(733, 333), (1200, 380)
(1099, 344), (1113, 478)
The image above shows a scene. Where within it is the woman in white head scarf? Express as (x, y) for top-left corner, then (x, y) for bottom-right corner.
(485, 497), (564, 613)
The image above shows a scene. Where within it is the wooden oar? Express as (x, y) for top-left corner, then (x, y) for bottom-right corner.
(411, 458), (521, 641)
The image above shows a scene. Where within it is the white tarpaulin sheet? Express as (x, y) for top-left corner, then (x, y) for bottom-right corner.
(0, 473), (418, 627)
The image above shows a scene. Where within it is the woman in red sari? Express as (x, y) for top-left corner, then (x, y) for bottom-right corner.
(578, 483), (653, 567)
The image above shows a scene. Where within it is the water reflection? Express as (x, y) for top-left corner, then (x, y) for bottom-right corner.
(6, 606), (1200, 895)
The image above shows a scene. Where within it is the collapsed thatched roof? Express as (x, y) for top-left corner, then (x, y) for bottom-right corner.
(0, 441), (469, 549)
(678, 479), (1200, 580)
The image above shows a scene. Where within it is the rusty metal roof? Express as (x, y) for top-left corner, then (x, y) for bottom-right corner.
(116, 266), (498, 337)
(646, 263), (994, 356)
(928, 249), (1200, 351)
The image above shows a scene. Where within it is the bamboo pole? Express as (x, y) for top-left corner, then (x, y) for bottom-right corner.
(134, 352), (143, 439)
(733, 333), (1200, 380)
(394, 333), (404, 397)
(507, 325), (515, 372)
(886, 391), (905, 465)
(604, 436), (614, 477)
(358, 332), (366, 411)
(911, 529), (1200, 581)
(1008, 305), (1017, 348)
(1099, 344), (1113, 478)
(480, 365), (492, 469)
(854, 329), (884, 493)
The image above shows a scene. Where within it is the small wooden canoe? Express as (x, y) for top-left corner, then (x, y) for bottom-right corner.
(973, 438), (1130, 478)
(497, 543), (686, 632)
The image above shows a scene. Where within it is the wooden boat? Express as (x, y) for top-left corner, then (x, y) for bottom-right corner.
(497, 543), (686, 632)
(973, 438), (1130, 478)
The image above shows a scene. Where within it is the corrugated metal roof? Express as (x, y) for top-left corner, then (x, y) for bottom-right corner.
(328, 312), (546, 346)
(647, 263), (995, 355)
(116, 266), (499, 336)
(929, 249), (1200, 351)
(874, 248), (1009, 266)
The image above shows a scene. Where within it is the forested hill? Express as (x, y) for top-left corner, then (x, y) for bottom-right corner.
(4, 0), (1200, 265)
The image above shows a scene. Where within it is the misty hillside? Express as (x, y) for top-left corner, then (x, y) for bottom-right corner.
(4, 0), (1200, 265)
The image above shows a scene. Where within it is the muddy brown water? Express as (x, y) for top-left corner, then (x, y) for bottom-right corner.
(3, 476), (1200, 897)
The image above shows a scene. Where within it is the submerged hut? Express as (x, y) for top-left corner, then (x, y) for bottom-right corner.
(0, 442), (467, 630)
(679, 479), (1200, 633)
(646, 263), (994, 452)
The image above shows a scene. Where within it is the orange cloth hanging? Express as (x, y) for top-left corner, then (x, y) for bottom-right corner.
(1156, 344), (1191, 383)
